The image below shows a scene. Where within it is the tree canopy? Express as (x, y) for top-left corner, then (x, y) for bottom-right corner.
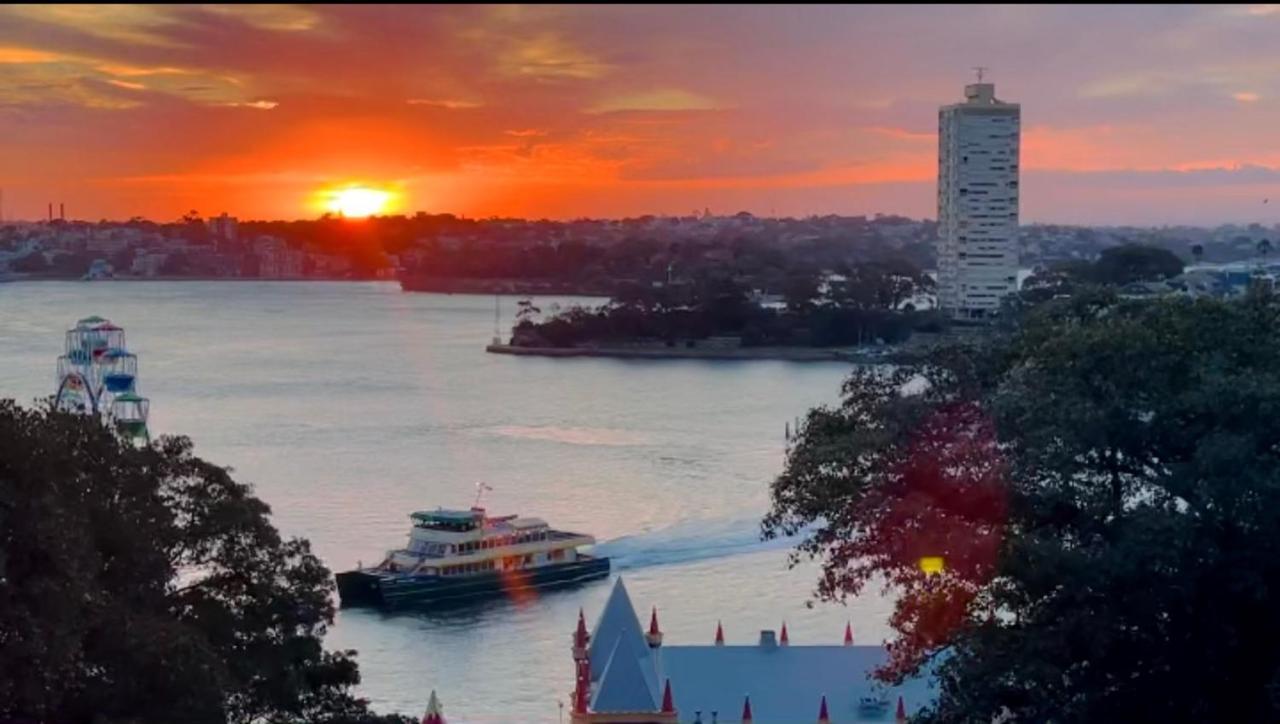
(765, 291), (1280, 721)
(0, 402), (410, 724)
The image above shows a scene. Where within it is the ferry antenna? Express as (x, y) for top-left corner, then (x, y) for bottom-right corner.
(474, 481), (493, 509)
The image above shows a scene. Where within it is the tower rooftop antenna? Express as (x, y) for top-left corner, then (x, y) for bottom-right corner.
(972, 66), (989, 83)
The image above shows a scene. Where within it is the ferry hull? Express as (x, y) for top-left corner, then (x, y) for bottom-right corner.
(336, 555), (611, 609)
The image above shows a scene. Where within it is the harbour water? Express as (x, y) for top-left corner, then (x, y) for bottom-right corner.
(0, 281), (895, 722)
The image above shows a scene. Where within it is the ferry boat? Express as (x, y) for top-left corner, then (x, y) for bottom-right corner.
(335, 505), (610, 608)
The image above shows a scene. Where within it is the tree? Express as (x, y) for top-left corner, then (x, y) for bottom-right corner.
(515, 297), (542, 323)
(0, 401), (411, 724)
(1191, 243), (1205, 264)
(1089, 243), (1184, 285)
(1258, 238), (1273, 261)
(764, 293), (1280, 722)
(782, 272), (821, 313)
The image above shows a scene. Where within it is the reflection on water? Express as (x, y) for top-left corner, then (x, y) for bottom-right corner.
(0, 281), (887, 722)
(479, 424), (653, 447)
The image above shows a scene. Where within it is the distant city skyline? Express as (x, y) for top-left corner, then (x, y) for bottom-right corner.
(2, 5), (1280, 225)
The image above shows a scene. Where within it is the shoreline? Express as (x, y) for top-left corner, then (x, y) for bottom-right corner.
(484, 343), (901, 363)
(400, 276), (614, 296)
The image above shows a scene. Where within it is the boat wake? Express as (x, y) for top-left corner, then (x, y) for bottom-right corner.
(594, 516), (808, 572)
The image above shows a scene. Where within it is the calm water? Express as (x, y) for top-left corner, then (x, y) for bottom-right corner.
(0, 281), (892, 722)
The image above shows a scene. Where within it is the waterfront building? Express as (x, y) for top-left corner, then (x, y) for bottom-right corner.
(568, 579), (936, 723)
(253, 235), (305, 278)
(936, 77), (1021, 320)
(207, 213), (239, 251)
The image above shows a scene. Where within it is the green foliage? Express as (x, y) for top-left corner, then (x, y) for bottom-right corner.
(765, 294), (1280, 721)
(0, 402), (411, 724)
(513, 259), (931, 349)
(1090, 243), (1184, 285)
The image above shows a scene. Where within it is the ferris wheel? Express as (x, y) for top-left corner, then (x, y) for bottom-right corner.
(53, 316), (150, 443)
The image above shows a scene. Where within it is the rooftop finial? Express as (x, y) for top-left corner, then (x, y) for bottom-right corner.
(896, 695), (907, 722)
(844, 622), (854, 646)
(780, 621), (789, 646)
(742, 695), (753, 723)
(715, 621), (724, 646)
(661, 679), (675, 713)
(818, 694), (830, 723)
(647, 606), (664, 647)
(574, 608), (589, 653)
(973, 65), (988, 83)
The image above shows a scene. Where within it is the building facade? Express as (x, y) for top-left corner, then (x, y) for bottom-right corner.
(569, 579), (935, 723)
(937, 81), (1021, 319)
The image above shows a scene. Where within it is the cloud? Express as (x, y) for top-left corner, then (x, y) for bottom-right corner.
(1, 5), (182, 47)
(406, 98), (484, 109)
(498, 34), (612, 80)
(1233, 91), (1261, 102)
(587, 88), (721, 114)
(105, 79), (146, 91)
(0, 46), (65, 64)
(0, 43), (260, 108)
(198, 4), (321, 32)
(222, 100), (278, 110)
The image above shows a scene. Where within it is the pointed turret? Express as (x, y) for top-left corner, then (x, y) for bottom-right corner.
(422, 690), (444, 724)
(741, 695), (753, 723)
(661, 679), (674, 713)
(714, 620), (724, 646)
(647, 606), (663, 647)
(572, 608), (591, 715)
(780, 621), (789, 646)
(588, 577), (646, 681)
(844, 622), (853, 646)
(574, 608), (590, 656)
(896, 695), (907, 722)
(817, 694), (830, 723)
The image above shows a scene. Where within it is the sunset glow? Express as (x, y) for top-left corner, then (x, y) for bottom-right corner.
(323, 187), (396, 218)
(2, 5), (1280, 223)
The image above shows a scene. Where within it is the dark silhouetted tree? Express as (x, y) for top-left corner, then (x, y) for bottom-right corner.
(766, 293), (1280, 722)
(0, 402), (411, 724)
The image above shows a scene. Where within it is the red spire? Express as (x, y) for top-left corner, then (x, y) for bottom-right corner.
(780, 621), (790, 646)
(844, 622), (853, 646)
(574, 608), (589, 649)
(896, 695), (907, 722)
(715, 621), (724, 645)
(742, 694), (753, 722)
(650, 606), (661, 636)
(817, 694), (830, 723)
(661, 679), (674, 713)
(574, 655), (591, 714)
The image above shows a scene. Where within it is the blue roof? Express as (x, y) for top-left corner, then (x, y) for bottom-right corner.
(584, 579), (942, 723)
(657, 645), (940, 723)
(592, 632), (661, 713)
(588, 578), (649, 681)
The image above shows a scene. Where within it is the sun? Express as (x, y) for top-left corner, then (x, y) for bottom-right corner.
(325, 186), (394, 218)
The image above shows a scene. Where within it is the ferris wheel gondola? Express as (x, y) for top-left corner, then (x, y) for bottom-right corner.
(53, 316), (150, 443)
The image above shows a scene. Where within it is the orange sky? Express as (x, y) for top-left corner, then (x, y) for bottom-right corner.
(2, 4), (1280, 224)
